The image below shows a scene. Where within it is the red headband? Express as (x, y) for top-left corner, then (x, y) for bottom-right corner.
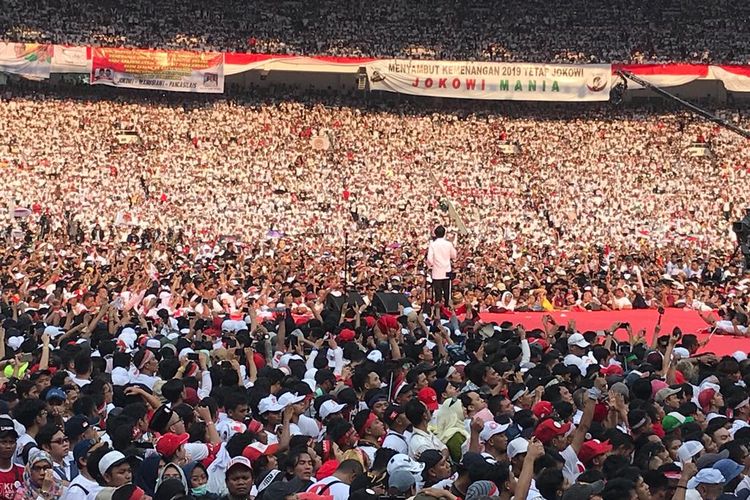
(356, 412), (378, 436)
(138, 350), (155, 370)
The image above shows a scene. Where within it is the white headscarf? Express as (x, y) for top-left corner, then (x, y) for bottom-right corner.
(500, 291), (516, 311)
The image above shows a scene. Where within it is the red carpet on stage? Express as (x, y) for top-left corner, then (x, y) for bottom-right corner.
(478, 309), (747, 357)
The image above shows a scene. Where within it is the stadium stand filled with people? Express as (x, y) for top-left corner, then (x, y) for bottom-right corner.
(1, 0), (750, 63)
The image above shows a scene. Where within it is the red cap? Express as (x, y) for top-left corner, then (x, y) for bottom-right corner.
(316, 459), (339, 479)
(377, 315), (399, 333)
(532, 401), (554, 420)
(593, 402), (609, 423)
(698, 388), (716, 413)
(578, 439), (613, 465)
(204, 327), (221, 338)
(184, 387), (199, 407)
(674, 370), (686, 385)
(533, 419), (572, 445)
(156, 432), (189, 458)
(528, 338), (549, 351)
(338, 329), (356, 342)
(242, 442), (279, 461)
(246, 419), (263, 434)
(600, 364), (624, 376)
(253, 352), (266, 370)
(418, 387), (439, 411)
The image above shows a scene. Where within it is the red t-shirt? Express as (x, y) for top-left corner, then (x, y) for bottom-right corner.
(0, 464), (23, 500)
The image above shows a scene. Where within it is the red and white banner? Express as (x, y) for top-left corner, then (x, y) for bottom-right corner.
(1, 40), (750, 95)
(366, 60), (612, 101)
(708, 66), (750, 93)
(0, 42), (53, 80)
(223, 52), (371, 75)
(91, 48), (224, 93)
(613, 64), (709, 89)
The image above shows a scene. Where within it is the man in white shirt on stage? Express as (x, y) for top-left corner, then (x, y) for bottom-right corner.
(427, 225), (457, 306)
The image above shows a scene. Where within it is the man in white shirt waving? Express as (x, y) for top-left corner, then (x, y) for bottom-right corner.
(427, 225), (457, 306)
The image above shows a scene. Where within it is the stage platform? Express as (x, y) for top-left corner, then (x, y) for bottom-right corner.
(479, 309), (747, 357)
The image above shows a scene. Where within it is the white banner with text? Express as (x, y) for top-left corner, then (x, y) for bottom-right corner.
(366, 60), (612, 101)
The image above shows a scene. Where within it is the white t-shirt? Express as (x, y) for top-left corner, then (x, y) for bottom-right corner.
(716, 320), (748, 335)
(63, 474), (101, 500)
(14, 434), (36, 465)
(359, 445), (377, 466)
(130, 373), (159, 390)
(612, 296), (632, 310)
(408, 428), (447, 459)
(561, 445), (584, 484)
(382, 430), (410, 454)
(524, 479), (544, 500)
(215, 418), (246, 443)
(70, 376), (91, 388)
(307, 476), (350, 500)
(110, 367), (131, 386)
(563, 353), (592, 376)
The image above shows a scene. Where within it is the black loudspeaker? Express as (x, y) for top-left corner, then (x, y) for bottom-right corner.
(325, 291), (365, 312)
(373, 292), (411, 314)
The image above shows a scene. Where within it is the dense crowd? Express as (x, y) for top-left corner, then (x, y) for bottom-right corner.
(1, 0), (750, 63)
(0, 86), (748, 500)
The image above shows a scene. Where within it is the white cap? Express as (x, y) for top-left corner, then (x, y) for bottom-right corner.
(319, 400), (346, 420)
(673, 347), (690, 359)
(98, 451), (127, 476)
(567, 333), (589, 348)
(7, 336), (23, 351)
(479, 421), (510, 443)
(178, 348), (195, 359)
(677, 440), (705, 463)
(118, 328), (137, 349)
(278, 392), (305, 407)
(367, 350), (383, 363)
(733, 351), (748, 362)
(258, 395), (284, 414)
(145, 339), (161, 350)
(44, 325), (64, 338)
(227, 456), (253, 472)
(387, 454), (425, 475)
(507, 437), (529, 458)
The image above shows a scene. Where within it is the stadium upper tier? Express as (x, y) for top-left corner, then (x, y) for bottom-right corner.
(1, 0), (749, 64)
(0, 89), (747, 253)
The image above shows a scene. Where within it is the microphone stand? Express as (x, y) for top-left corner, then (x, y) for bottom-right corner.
(344, 230), (349, 293)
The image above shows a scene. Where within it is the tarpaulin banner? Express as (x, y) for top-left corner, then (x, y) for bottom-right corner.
(91, 48), (224, 93)
(0, 43), (53, 80)
(52, 45), (90, 72)
(366, 60), (612, 101)
(613, 64), (708, 89)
